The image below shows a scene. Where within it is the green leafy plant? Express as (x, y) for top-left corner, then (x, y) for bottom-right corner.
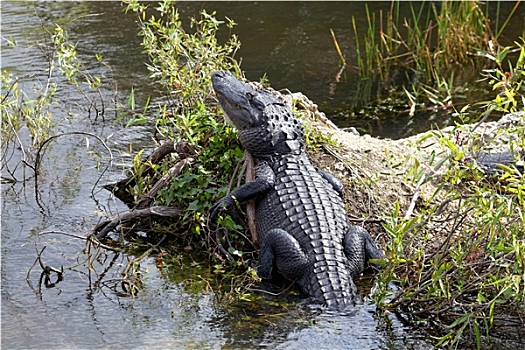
(1, 67), (56, 181)
(122, 0), (246, 247)
(1, 19), (120, 183)
(479, 38), (525, 114)
(52, 25), (115, 119)
(125, 0), (240, 108)
(373, 39), (525, 349)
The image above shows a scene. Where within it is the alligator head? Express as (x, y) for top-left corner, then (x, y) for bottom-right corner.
(211, 70), (305, 158)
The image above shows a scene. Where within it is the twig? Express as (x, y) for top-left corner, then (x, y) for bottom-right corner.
(26, 244), (64, 290)
(134, 157), (194, 209)
(38, 230), (88, 241)
(33, 131), (114, 213)
(27, 245), (47, 283)
(36, 229), (122, 251)
(90, 252), (121, 291)
(228, 155), (245, 194)
(87, 234), (124, 252)
(404, 155), (449, 220)
(214, 227), (234, 262)
(470, 104), (494, 134)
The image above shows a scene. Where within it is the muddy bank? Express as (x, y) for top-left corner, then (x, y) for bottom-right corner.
(306, 107), (524, 223)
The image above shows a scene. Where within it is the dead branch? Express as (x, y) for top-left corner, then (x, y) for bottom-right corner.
(94, 206), (183, 239)
(175, 141), (198, 160)
(134, 157), (194, 209)
(243, 150), (258, 246)
(33, 131), (114, 214)
(94, 141), (197, 240)
(27, 245), (46, 284)
(38, 230), (88, 241)
(103, 140), (178, 204)
(36, 229), (122, 252)
(26, 245), (64, 291)
(214, 227), (234, 262)
(103, 140), (197, 204)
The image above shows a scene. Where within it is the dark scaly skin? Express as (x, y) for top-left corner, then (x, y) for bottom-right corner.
(209, 71), (383, 308)
(466, 151), (524, 175)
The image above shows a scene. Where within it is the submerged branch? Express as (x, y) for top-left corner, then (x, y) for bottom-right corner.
(94, 206), (183, 239)
(33, 131), (114, 214)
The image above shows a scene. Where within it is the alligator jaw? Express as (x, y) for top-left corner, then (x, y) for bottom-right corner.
(211, 70), (253, 107)
(211, 71), (259, 130)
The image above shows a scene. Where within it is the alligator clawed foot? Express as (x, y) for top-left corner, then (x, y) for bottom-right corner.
(208, 195), (235, 221)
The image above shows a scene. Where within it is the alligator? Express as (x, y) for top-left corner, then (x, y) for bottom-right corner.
(209, 70), (384, 308)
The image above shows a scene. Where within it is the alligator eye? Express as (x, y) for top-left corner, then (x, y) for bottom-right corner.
(246, 92), (254, 101)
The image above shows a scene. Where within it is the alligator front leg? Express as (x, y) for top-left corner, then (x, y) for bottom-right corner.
(258, 228), (310, 281)
(209, 162), (275, 220)
(343, 225), (384, 278)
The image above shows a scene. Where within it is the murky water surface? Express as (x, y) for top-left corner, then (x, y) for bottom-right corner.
(2, 2), (524, 349)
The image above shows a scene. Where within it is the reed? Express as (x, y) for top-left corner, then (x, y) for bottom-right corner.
(350, 1), (520, 113)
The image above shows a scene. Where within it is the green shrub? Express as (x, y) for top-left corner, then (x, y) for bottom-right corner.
(123, 0), (245, 242)
(374, 39), (525, 349)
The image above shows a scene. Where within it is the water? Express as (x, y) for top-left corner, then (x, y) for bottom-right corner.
(1, 2), (523, 349)
(175, 1), (525, 138)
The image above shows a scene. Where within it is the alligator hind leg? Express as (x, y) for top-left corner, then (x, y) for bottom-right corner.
(316, 168), (344, 195)
(257, 228), (310, 281)
(343, 225), (384, 278)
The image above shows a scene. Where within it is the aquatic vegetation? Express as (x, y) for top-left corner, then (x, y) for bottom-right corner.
(347, 1), (521, 118)
(0, 21), (116, 183)
(52, 25), (111, 119)
(1, 70), (56, 181)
